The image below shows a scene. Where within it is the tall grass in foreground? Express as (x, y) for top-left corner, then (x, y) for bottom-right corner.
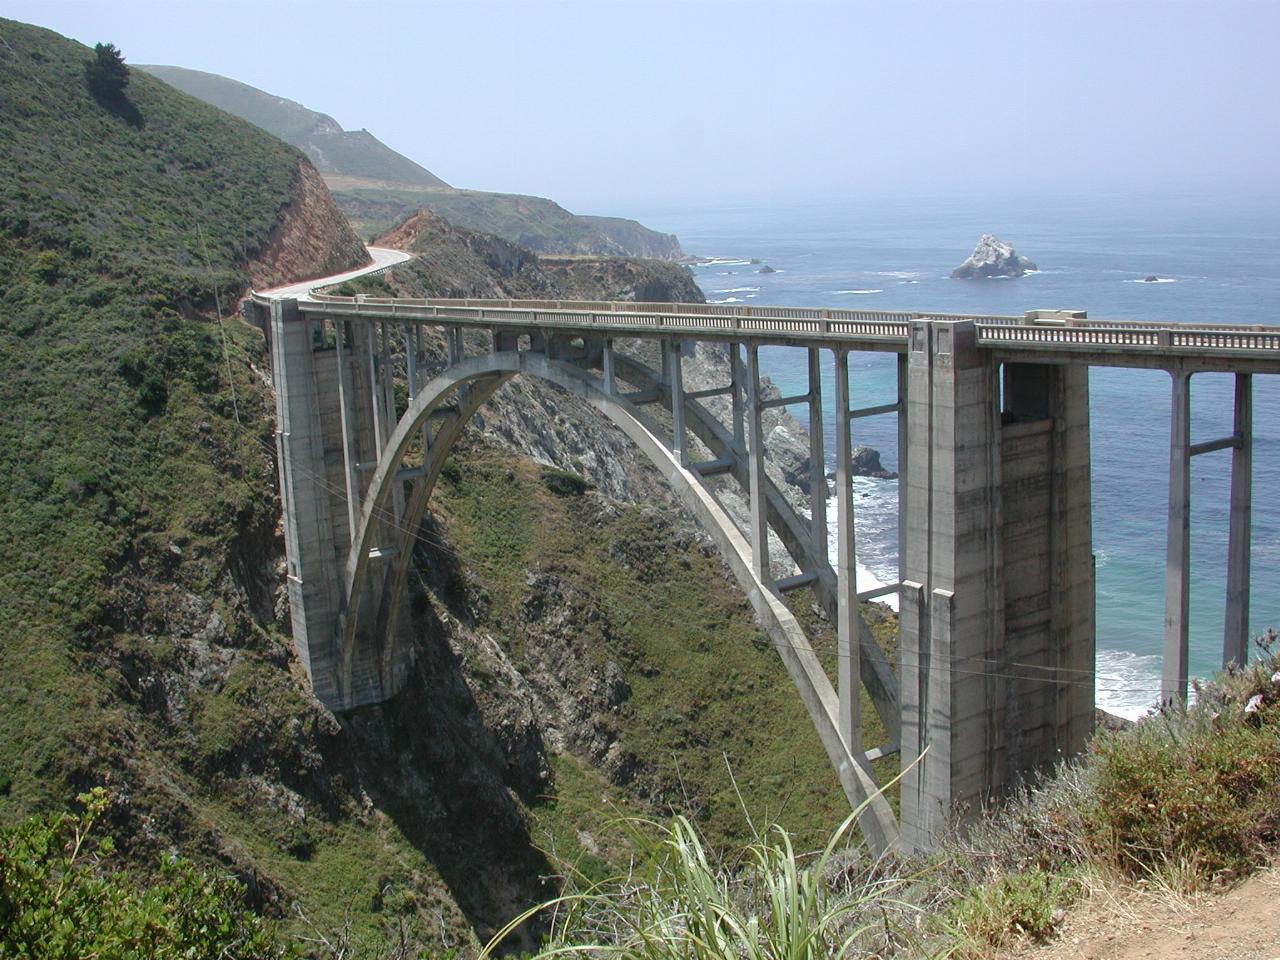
(483, 635), (1280, 960)
(483, 807), (908, 960)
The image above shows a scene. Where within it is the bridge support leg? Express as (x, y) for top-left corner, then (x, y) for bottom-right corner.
(808, 347), (828, 563)
(602, 338), (616, 396)
(669, 339), (689, 467)
(746, 344), (769, 582)
(335, 321), (360, 540)
(1162, 371), (1192, 704)
(833, 349), (861, 755)
(1224, 373), (1253, 668)
(731, 343), (746, 452)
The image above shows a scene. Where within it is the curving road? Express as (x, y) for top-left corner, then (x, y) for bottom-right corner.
(255, 245), (411, 300)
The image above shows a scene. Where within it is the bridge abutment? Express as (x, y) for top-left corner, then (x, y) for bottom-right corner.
(269, 300), (416, 708)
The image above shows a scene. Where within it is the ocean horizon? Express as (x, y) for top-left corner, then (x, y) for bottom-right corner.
(633, 193), (1280, 720)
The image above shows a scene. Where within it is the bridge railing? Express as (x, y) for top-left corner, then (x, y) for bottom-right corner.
(299, 293), (1280, 361)
(304, 293), (915, 342)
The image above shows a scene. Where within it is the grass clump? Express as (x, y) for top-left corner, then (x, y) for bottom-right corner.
(944, 867), (1077, 956)
(490, 810), (892, 960)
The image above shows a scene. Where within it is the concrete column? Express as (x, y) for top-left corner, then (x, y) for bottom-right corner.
(669, 339), (689, 467)
(378, 324), (404, 524)
(366, 321), (385, 457)
(602, 338), (616, 396)
(898, 353), (909, 589)
(746, 344), (769, 583)
(407, 325), (429, 457)
(1224, 372), (1253, 667)
(899, 319), (1001, 852)
(730, 343), (745, 452)
(334, 319), (360, 540)
(448, 326), (464, 365)
(833, 349), (861, 755)
(1162, 371), (1192, 704)
(898, 579), (926, 848)
(808, 347), (828, 563)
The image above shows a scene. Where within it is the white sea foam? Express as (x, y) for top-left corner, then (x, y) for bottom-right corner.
(833, 289), (885, 295)
(1125, 277), (1177, 283)
(811, 480), (901, 612)
(871, 270), (923, 280)
(713, 287), (761, 293)
(696, 257), (754, 267)
(899, 280), (919, 284)
(709, 297), (743, 304)
(1096, 649), (1163, 720)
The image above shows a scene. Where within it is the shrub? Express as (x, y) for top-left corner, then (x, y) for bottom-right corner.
(540, 465), (591, 497)
(0, 788), (289, 958)
(947, 868), (1077, 954)
(1082, 650), (1280, 882)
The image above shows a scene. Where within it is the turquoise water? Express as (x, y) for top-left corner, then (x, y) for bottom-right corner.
(636, 194), (1280, 717)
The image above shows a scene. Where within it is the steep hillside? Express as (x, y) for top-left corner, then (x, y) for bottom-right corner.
(337, 184), (687, 259)
(139, 64), (449, 188)
(138, 64), (687, 258)
(0, 18), (884, 956)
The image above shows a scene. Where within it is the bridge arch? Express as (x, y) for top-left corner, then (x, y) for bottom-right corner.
(340, 347), (900, 852)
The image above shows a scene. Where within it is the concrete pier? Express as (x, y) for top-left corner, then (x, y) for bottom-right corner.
(899, 320), (1093, 851)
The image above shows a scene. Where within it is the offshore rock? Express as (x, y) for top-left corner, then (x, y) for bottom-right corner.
(825, 445), (898, 482)
(950, 234), (1037, 279)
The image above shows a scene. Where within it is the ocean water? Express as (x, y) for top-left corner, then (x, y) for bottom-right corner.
(637, 194), (1280, 719)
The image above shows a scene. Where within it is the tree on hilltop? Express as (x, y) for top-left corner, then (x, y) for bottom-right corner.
(85, 42), (129, 101)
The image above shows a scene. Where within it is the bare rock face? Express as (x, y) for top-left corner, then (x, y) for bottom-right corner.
(951, 234), (1037, 279)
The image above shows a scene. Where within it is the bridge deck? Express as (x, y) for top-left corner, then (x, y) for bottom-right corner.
(291, 293), (1280, 373)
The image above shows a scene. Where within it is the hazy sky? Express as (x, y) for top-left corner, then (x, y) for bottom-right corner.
(7, 1), (1278, 215)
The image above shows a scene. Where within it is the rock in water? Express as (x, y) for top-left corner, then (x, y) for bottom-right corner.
(825, 445), (898, 481)
(950, 234), (1038, 279)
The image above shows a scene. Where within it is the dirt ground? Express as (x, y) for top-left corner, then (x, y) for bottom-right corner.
(1011, 868), (1280, 960)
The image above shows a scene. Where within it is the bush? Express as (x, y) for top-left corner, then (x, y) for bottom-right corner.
(947, 868), (1077, 954)
(539, 465), (591, 497)
(1083, 659), (1280, 881)
(0, 788), (289, 959)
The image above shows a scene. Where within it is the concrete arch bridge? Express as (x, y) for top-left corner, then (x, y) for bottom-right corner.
(246, 283), (1280, 854)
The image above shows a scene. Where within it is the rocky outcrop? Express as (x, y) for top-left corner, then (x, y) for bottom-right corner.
(245, 161), (369, 289)
(538, 256), (702, 303)
(950, 234), (1037, 279)
(850, 445), (897, 480)
(579, 216), (685, 260)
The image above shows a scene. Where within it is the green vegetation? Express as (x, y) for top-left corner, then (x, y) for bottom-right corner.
(0, 15), (302, 814)
(138, 64), (684, 256)
(1, 789), (287, 959)
(470, 640), (1280, 959)
(338, 185), (682, 257)
(926, 637), (1280, 956)
(433, 446), (874, 854)
(494, 810), (885, 960)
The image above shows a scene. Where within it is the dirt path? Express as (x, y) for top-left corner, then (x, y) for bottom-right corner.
(1014, 869), (1280, 960)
